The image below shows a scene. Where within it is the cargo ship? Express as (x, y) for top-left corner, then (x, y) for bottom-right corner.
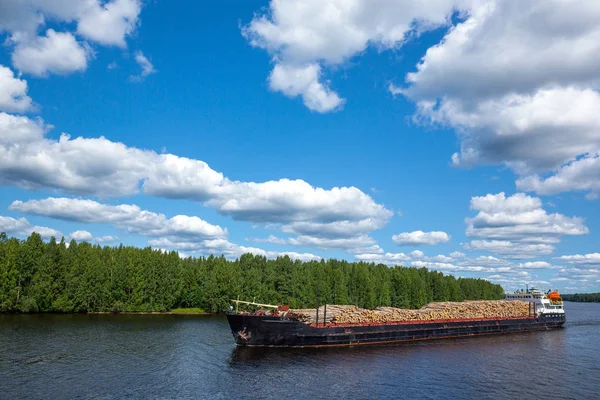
(226, 288), (566, 348)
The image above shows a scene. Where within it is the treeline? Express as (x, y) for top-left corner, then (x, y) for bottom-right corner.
(0, 232), (504, 313)
(562, 293), (600, 302)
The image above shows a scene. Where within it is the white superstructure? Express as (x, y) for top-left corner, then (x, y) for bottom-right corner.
(504, 287), (565, 316)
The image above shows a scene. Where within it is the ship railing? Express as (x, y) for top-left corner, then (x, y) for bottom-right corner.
(229, 299), (279, 313)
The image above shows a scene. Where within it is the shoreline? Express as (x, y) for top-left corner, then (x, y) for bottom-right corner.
(88, 311), (214, 315)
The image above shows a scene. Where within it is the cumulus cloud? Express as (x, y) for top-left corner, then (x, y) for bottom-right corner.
(554, 265), (600, 285)
(0, 0), (143, 76)
(0, 215), (61, 239)
(76, 0), (142, 47)
(354, 252), (410, 264)
(352, 244), (567, 290)
(392, 230), (450, 246)
(463, 240), (555, 259)
(10, 197), (228, 241)
(96, 235), (119, 243)
(0, 65), (33, 112)
(0, 116), (392, 242)
(147, 237), (321, 261)
(396, 0), (600, 196)
(243, 0), (471, 112)
(517, 154), (600, 197)
(268, 63), (344, 113)
(69, 230), (93, 241)
(464, 192), (588, 257)
(288, 234), (376, 251)
(554, 253), (600, 266)
(518, 261), (554, 270)
(0, 0), (141, 46)
(68, 229), (118, 243)
(11, 30), (91, 77)
(245, 0), (600, 194)
(247, 233), (381, 253)
(9, 197), (323, 260)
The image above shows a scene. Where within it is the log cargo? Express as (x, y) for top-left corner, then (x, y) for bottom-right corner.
(287, 300), (530, 325)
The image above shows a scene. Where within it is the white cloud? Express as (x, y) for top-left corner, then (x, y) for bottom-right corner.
(411, 88), (600, 175)
(554, 253), (600, 266)
(9, 197), (325, 261)
(411, 260), (495, 273)
(428, 254), (453, 263)
(76, 0), (141, 47)
(130, 51), (156, 81)
(0, 215), (61, 239)
(396, 0), (600, 196)
(409, 250), (424, 258)
(10, 197), (228, 241)
(280, 218), (387, 238)
(518, 261), (554, 270)
(392, 230), (450, 246)
(96, 235), (118, 243)
(68, 229), (118, 244)
(464, 240), (555, 259)
(0, 0), (143, 76)
(276, 251), (322, 262)
(0, 117), (155, 196)
(248, 232), (383, 254)
(243, 0), (471, 111)
(6, 196), (320, 261)
(555, 266), (600, 283)
(0, 65), (32, 112)
(12, 30), (91, 77)
(0, 113), (392, 244)
(469, 255), (509, 267)
(353, 246), (564, 290)
(464, 192), (588, 257)
(0, 111), (48, 144)
(354, 252), (410, 265)
(517, 154), (600, 196)
(69, 230), (93, 241)
(288, 234), (376, 251)
(268, 63), (344, 112)
(148, 237), (321, 261)
(400, 2), (600, 106)
(246, 235), (287, 245)
(0, 0), (141, 46)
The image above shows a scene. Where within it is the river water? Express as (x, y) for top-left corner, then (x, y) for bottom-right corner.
(1, 302), (599, 399)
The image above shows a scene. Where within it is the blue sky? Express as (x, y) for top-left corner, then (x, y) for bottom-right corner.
(1, 0), (599, 292)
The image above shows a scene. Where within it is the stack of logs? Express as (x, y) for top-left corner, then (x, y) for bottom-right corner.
(288, 301), (530, 325)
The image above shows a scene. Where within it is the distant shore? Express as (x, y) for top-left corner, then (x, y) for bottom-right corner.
(88, 308), (211, 315)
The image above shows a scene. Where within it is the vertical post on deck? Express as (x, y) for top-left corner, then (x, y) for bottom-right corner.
(323, 303), (327, 326)
(315, 297), (319, 327)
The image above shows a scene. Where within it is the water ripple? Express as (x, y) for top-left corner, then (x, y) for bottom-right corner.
(1, 303), (598, 400)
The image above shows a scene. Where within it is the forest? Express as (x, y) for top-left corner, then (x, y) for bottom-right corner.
(562, 293), (600, 302)
(0, 232), (504, 313)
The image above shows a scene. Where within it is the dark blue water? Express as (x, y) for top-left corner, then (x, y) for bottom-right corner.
(1, 302), (599, 399)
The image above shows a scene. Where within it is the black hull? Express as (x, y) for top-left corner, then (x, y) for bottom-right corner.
(226, 313), (566, 348)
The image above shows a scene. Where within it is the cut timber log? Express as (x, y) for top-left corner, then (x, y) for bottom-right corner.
(288, 301), (530, 325)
